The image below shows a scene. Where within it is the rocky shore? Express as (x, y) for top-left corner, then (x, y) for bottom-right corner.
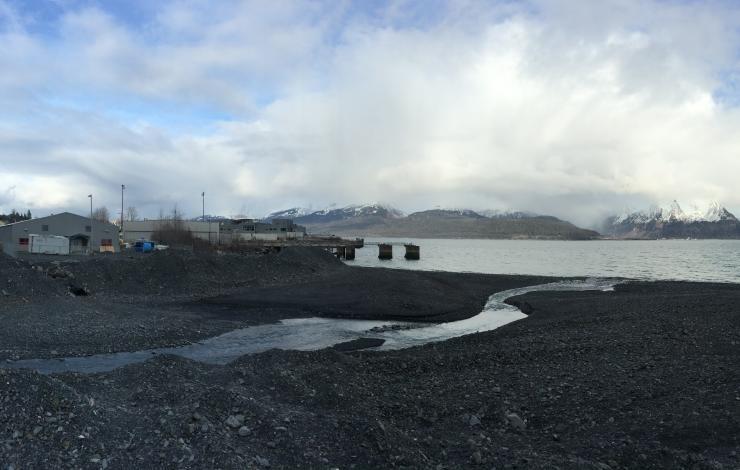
(0, 248), (551, 360)
(0, 248), (738, 468)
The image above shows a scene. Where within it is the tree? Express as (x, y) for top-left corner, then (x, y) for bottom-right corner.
(126, 206), (139, 221)
(2, 209), (31, 223)
(151, 204), (195, 246)
(92, 206), (110, 222)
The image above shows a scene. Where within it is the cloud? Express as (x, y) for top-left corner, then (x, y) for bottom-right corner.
(1, 0), (740, 226)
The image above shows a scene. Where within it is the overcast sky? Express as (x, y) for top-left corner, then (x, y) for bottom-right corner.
(1, 0), (740, 227)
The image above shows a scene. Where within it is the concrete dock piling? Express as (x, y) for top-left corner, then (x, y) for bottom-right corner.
(336, 246), (346, 259)
(404, 244), (420, 260)
(378, 243), (393, 260)
(345, 246), (356, 260)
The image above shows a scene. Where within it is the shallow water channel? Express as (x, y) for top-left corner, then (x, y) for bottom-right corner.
(8, 279), (618, 374)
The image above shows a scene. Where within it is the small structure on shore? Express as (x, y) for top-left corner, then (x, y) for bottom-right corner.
(0, 212), (120, 256)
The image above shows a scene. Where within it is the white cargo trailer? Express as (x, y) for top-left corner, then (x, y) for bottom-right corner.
(29, 234), (70, 255)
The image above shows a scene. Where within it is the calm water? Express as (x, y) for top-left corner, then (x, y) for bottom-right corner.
(348, 239), (740, 283)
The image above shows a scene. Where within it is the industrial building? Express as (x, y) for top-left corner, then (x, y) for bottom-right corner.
(122, 220), (220, 243)
(0, 212), (121, 256)
(219, 218), (306, 244)
(120, 217), (305, 245)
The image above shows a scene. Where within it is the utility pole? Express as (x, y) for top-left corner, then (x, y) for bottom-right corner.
(88, 194), (93, 255)
(202, 192), (208, 244)
(121, 184), (125, 236)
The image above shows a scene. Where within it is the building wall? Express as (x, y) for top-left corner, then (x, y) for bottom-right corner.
(0, 212), (120, 256)
(122, 220), (220, 243)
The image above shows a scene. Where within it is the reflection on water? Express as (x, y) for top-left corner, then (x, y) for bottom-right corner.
(6, 279), (617, 375)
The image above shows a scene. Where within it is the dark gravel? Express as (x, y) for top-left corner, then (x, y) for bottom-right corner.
(0, 250), (738, 469)
(0, 247), (551, 360)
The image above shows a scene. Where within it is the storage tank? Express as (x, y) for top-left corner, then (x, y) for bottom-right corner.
(29, 234), (70, 255)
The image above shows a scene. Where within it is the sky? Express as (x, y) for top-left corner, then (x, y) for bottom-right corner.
(1, 0), (740, 227)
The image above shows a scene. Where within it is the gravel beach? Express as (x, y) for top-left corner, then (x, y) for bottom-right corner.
(0, 248), (738, 469)
(0, 248), (551, 360)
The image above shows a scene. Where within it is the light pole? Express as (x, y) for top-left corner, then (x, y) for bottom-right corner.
(88, 194), (93, 255)
(202, 191), (210, 244)
(121, 184), (125, 235)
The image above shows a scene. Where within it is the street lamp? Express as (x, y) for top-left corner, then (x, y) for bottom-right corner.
(88, 194), (93, 255)
(202, 191), (211, 244)
(121, 184), (125, 234)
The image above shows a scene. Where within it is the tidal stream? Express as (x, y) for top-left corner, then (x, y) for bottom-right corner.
(7, 278), (618, 374)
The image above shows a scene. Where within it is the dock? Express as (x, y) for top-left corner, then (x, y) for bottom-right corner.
(235, 237), (419, 261)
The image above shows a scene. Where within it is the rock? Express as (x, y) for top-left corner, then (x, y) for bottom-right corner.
(254, 456), (270, 467)
(225, 414), (245, 428)
(331, 337), (386, 351)
(472, 451), (482, 464)
(469, 415), (481, 427)
(506, 413), (526, 432)
(68, 284), (89, 296)
(238, 426), (251, 437)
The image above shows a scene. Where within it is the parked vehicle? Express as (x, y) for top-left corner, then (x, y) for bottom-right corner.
(134, 240), (156, 253)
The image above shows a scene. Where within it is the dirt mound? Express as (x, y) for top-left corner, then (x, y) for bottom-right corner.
(0, 253), (67, 300)
(55, 247), (344, 297)
(274, 246), (345, 270)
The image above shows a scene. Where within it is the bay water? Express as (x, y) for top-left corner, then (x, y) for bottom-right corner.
(347, 239), (740, 283)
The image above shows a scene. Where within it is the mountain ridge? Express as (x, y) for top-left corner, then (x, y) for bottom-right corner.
(606, 201), (740, 239)
(265, 203), (599, 240)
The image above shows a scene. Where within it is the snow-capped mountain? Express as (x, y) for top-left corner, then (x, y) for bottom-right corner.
(479, 209), (539, 219)
(408, 209), (486, 219)
(263, 207), (312, 220)
(607, 201), (739, 239)
(263, 203), (597, 239)
(267, 203), (404, 224)
(613, 201), (737, 225)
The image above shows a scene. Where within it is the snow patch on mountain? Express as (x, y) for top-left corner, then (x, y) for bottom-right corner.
(264, 207), (311, 219)
(479, 209), (539, 219)
(266, 203), (404, 222)
(613, 201), (737, 225)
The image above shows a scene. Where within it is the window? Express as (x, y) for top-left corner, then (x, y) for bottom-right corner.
(18, 238), (28, 245)
(42, 224), (49, 232)
(85, 225), (91, 232)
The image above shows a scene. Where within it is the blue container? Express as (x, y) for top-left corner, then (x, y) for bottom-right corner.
(134, 240), (155, 253)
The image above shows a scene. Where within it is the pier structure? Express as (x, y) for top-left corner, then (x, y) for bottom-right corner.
(238, 237), (418, 261)
(365, 241), (420, 260)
